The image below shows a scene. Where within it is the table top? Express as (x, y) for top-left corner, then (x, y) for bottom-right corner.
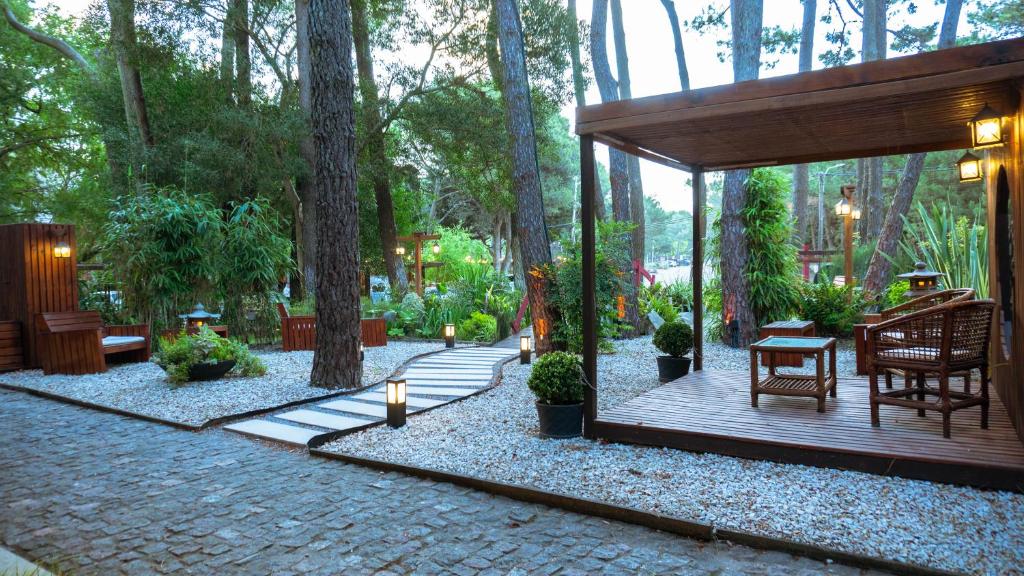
(761, 320), (815, 329)
(751, 336), (835, 351)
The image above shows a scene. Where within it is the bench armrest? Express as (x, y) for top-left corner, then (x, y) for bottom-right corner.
(104, 324), (150, 339)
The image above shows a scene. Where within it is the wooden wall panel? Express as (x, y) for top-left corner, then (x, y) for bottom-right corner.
(0, 321), (24, 372)
(0, 224), (79, 368)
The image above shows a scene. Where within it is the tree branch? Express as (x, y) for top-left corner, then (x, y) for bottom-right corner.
(3, 3), (94, 75)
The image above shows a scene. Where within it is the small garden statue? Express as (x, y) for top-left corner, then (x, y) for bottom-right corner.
(526, 351), (585, 438)
(653, 321), (694, 383)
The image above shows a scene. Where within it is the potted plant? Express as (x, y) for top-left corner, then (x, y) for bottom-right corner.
(155, 326), (267, 384)
(653, 321), (694, 382)
(527, 351), (585, 438)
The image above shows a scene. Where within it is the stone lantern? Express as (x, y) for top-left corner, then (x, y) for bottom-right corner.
(898, 262), (944, 298)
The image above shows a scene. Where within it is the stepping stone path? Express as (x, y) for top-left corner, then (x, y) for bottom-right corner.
(224, 346), (515, 446)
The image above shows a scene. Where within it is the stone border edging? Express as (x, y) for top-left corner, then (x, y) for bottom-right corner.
(309, 452), (963, 576)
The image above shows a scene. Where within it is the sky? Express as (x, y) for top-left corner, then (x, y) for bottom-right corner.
(43, 0), (965, 212)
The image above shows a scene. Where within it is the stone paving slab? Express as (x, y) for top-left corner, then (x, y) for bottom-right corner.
(405, 386), (480, 397)
(0, 390), (880, 576)
(222, 419), (321, 445)
(401, 370), (494, 379)
(319, 399), (389, 418)
(353, 391), (446, 408)
(276, 409), (376, 431)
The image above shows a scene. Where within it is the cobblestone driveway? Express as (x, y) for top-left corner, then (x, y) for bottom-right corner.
(0, 390), (879, 575)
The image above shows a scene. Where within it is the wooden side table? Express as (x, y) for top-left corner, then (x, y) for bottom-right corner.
(759, 320), (815, 367)
(749, 336), (837, 413)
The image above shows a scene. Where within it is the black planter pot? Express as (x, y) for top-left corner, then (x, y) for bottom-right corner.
(535, 401), (583, 439)
(656, 355), (691, 383)
(188, 360), (236, 382)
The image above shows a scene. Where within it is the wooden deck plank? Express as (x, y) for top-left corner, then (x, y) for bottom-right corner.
(595, 370), (1024, 491)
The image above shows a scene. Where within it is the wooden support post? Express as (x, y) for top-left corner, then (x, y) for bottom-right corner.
(844, 213), (854, 287)
(692, 168), (704, 372)
(581, 135), (598, 438)
(414, 238), (423, 297)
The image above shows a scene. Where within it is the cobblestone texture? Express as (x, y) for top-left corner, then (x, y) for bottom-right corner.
(0, 390), (881, 575)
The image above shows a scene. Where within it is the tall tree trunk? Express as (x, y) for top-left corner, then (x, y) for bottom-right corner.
(590, 0), (629, 223)
(351, 0), (409, 294)
(494, 0), (554, 351)
(295, 0), (317, 298)
(859, 0), (886, 238)
(568, 0), (605, 221)
(610, 0), (645, 272)
(308, 0), (361, 389)
(792, 0), (815, 244)
(721, 0), (763, 347)
(233, 0), (251, 107)
(862, 0), (963, 295)
(106, 0), (154, 158)
(660, 0), (689, 90)
(220, 1), (236, 101)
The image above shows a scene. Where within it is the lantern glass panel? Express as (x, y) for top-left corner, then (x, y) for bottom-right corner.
(973, 117), (1003, 147)
(520, 336), (530, 351)
(958, 156), (982, 182)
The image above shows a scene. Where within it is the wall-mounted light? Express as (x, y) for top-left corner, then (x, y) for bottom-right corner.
(520, 335), (531, 364)
(969, 103), (1005, 149)
(957, 151), (983, 183)
(53, 240), (71, 259)
(386, 378), (407, 428)
(443, 323), (455, 348)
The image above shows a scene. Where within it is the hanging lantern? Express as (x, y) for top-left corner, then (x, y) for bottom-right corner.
(395, 245), (406, 256)
(616, 295), (626, 319)
(53, 240), (71, 259)
(969, 103), (1005, 149)
(432, 242), (441, 255)
(520, 335), (531, 364)
(957, 152), (983, 183)
(443, 323), (455, 348)
(386, 378), (407, 428)
(834, 197), (851, 216)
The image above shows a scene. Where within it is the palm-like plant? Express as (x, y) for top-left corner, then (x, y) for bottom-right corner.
(899, 202), (989, 298)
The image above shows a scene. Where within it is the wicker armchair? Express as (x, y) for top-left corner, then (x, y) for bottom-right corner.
(866, 299), (995, 438)
(854, 288), (975, 375)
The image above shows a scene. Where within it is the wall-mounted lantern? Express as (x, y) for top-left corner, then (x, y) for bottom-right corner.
(443, 323), (455, 348)
(53, 241), (71, 259)
(520, 335), (531, 364)
(386, 378), (407, 428)
(957, 151), (983, 183)
(969, 103), (1005, 149)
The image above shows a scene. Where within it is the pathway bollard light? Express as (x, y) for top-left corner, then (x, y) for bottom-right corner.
(360, 342), (364, 362)
(520, 335), (532, 364)
(386, 378), (407, 428)
(444, 323), (455, 348)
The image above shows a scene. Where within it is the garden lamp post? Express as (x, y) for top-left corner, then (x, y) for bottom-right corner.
(520, 335), (531, 364)
(386, 378), (407, 428)
(396, 231), (441, 297)
(834, 185), (861, 287)
(443, 323), (456, 348)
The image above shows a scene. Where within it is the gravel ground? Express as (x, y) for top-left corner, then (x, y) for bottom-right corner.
(0, 341), (448, 426)
(324, 336), (1024, 576)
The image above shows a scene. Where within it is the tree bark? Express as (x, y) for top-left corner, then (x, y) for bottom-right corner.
(659, 0), (689, 90)
(106, 0), (154, 155)
(610, 0), (645, 272)
(568, 0), (605, 221)
(862, 0), (963, 295)
(720, 0), (762, 347)
(590, 0), (629, 223)
(494, 0), (554, 351)
(233, 0), (251, 107)
(308, 0), (361, 389)
(294, 0), (317, 298)
(351, 0), (408, 294)
(859, 0), (886, 238)
(792, 0), (815, 244)
(220, 0), (236, 101)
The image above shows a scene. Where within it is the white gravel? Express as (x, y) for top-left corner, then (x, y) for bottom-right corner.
(0, 341), (447, 426)
(324, 336), (1024, 576)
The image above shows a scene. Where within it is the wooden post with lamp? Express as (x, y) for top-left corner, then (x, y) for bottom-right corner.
(395, 231), (441, 297)
(835, 184), (861, 287)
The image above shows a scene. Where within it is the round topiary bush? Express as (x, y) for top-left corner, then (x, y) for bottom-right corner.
(527, 351), (584, 405)
(653, 321), (694, 358)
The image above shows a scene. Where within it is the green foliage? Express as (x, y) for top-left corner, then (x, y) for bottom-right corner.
(458, 312), (497, 343)
(639, 280), (693, 324)
(653, 321), (694, 358)
(883, 281), (912, 309)
(743, 168), (801, 327)
(154, 326), (266, 384)
(428, 227), (495, 285)
(798, 282), (867, 337)
(527, 351), (584, 405)
(898, 201), (989, 298)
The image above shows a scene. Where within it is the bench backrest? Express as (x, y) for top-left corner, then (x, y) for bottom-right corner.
(37, 311), (104, 334)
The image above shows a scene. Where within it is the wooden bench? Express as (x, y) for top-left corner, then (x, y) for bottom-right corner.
(36, 311), (150, 375)
(277, 304), (387, 351)
(0, 320), (24, 372)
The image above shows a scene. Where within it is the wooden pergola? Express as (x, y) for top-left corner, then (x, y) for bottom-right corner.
(576, 38), (1024, 481)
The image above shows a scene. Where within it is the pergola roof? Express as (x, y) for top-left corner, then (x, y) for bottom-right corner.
(575, 38), (1024, 172)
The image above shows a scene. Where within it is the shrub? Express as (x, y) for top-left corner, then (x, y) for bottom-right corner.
(742, 168), (801, 326)
(899, 201), (989, 298)
(154, 326), (267, 384)
(458, 312), (497, 343)
(799, 282), (867, 337)
(883, 280), (911, 309)
(653, 321), (694, 358)
(527, 351), (584, 405)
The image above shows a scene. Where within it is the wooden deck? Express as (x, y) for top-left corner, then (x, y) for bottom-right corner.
(595, 370), (1024, 492)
